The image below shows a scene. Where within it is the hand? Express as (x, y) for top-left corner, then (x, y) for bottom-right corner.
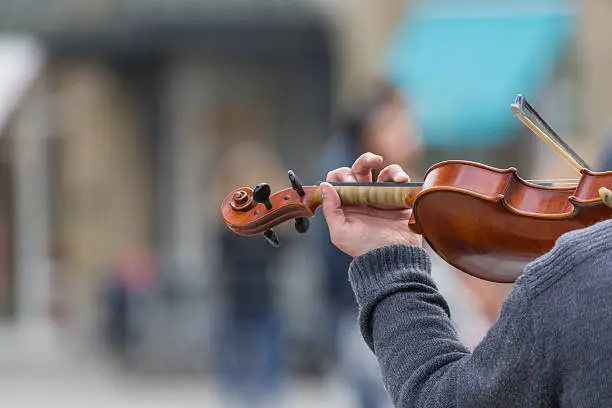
(320, 152), (423, 257)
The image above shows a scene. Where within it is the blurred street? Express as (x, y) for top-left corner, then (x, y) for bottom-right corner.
(2, 373), (352, 408)
(0, 322), (352, 408)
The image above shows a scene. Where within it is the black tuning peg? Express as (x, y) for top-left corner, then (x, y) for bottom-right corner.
(288, 170), (305, 197)
(263, 229), (280, 247)
(253, 183), (272, 210)
(294, 217), (310, 233)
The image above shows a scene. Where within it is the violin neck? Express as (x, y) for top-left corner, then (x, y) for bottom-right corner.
(328, 182), (422, 208)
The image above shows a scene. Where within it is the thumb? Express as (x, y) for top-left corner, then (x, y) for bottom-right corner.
(320, 182), (345, 230)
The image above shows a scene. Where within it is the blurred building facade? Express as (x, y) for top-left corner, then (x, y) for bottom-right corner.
(0, 0), (609, 374)
(44, 3), (335, 371)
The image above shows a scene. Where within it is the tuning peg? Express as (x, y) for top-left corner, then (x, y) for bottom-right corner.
(288, 170), (305, 197)
(294, 217), (310, 233)
(253, 183), (273, 210)
(263, 229), (280, 247)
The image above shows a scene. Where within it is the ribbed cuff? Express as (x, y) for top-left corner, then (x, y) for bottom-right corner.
(349, 244), (431, 307)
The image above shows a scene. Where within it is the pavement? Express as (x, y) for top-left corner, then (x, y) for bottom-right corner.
(0, 320), (355, 408)
(0, 372), (354, 408)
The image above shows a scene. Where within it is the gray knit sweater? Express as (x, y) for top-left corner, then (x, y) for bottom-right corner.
(349, 219), (612, 407)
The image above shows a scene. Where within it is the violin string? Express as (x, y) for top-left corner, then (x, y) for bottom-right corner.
(526, 179), (580, 187)
(328, 179), (581, 187)
(525, 178), (580, 183)
(330, 179), (580, 187)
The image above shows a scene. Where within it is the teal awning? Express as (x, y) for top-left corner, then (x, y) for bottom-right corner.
(384, 0), (576, 147)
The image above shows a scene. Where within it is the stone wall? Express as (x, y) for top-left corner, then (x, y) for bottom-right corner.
(50, 63), (151, 337)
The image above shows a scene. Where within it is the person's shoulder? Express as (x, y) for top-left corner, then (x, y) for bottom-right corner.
(555, 218), (612, 248)
(524, 221), (612, 377)
(519, 219), (612, 291)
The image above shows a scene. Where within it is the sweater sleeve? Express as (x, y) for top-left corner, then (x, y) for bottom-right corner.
(349, 245), (539, 408)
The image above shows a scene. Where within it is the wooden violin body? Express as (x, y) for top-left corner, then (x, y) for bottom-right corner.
(407, 161), (612, 282)
(221, 160), (612, 283)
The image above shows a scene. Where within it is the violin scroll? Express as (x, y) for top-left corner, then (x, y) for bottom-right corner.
(230, 188), (255, 212)
(221, 170), (321, 246)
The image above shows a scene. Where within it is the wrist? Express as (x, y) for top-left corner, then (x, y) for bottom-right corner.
(351, 244), (430, 278)
(352, 234), (423, 258)
(348, 244), (433, 351)
(349, 244), (431, 303)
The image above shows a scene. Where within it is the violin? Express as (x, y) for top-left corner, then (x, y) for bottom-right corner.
(220, 95), (612, 283)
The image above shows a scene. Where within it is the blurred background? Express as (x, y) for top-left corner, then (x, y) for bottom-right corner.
(0, 0), (610, 406)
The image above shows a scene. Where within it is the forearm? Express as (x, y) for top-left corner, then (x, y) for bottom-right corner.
(348, 244), (541, 407)
(348, 245), (470, 407)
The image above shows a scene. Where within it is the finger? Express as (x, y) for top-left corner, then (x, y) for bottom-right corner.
(600, 187), (612, 208)
(326, 167), (357, 183)
(320, 182), (346, 232)
(351, 152), (383, 182)
(377, 164), (410, 183)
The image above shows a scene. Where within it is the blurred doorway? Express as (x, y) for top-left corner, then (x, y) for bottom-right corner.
(0, 136), (14, 319)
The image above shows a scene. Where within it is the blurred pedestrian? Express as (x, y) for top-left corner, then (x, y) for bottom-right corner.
(212, 142), (290, 408)
(599, 129), (612, 171)
(308, 82), (422, 408)
(102, 245), (157, 366)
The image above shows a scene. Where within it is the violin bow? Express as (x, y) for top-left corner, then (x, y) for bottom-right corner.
(511, 94), (591, 172)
